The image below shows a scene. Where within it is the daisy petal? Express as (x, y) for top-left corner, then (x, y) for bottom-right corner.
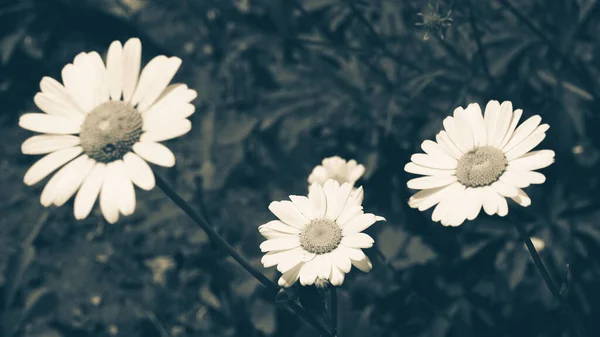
(325, 180), (352, 220)
(19, 113), (82, 134)
(341, 233), (374, 248)
(505, 131), (547, 161)
(502, 115), (542, 152)
(100, 163), (120, 224)
(342, 213), (377, 235)
(308, 182), (327, 218)
(38, 76), (85, 117)
(22, 135), (80, 155)
(259, 220), (301, 238)
(410, 153), (457, 170)
(498, 109), (523, 149)
(331, 248), (352, 273)
(74, 163), (106, 220)
(436, 131), (463, 159)
(52, 156), (96, 207)
(511, 188), (531, 207)
(278, 263), (303, 288)
(141, 119), (192, 142)
(350, 254), (372, 273)
(122, 38), (142, 103)
(112, 160), (136, 216)
(132, 56), (182, 111)
(133, 142), (176, 167)
(299, 260), (319, 286)
(268, 201), (310, 229)
(289, 195), (317, 220)
(490, 101), (513, 147)
(507, 150), (555, 171)
(407, 175), (457, 190)
(107, 40), (124, 100)
(142, 84), (197, 120)
(24, 147), (83, 185)
(123, 152), (155, 191)
(329, 264), (345, 286)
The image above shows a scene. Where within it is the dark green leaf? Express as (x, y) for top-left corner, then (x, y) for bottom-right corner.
(249, 298), (276, 335)
(2, 245), (35, 309)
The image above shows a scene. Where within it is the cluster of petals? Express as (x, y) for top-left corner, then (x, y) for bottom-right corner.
(405, 100), (555, 226)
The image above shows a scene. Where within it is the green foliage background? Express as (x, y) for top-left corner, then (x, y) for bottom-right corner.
(1, 0), (600, 336)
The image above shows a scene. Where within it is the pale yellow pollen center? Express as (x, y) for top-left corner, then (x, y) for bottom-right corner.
(79, 101), (143, 163)
(300, 218), (343, 255)
(456, 146), (507, 187)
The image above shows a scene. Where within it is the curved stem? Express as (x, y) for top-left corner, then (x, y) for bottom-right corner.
(510, 217), (588, 337)
(155, 174), (333, 337)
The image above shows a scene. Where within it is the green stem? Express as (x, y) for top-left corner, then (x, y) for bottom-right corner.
(510, 216), (588, 337)
(155, 174), (333, 337)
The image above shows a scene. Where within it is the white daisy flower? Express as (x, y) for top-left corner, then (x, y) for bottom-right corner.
(259, 180), (385, 288)
(405, 100), (555, 227)
(308, 156), (366, 187)
(19, 38), (197, 224)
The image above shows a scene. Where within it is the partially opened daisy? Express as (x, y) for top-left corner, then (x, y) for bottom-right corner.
(259, 180), (385, 287)
(19, 38), (197, 224)
(308, 156), (365, 187)
(405, 100), (555, 227)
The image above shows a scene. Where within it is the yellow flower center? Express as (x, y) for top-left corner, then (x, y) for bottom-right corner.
(300, 218), (342, 254)
(79, 101), (143, 163)
(456, 146), (508, 187)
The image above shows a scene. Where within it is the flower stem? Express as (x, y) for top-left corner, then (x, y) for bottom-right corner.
(154, 174), (333, 337)
(330, 287), (338, 337)
(510, 217), (588, 337)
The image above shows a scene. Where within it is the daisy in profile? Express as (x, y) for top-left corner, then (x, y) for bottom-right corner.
(19, 38), (197, 224)
(259, 180), (385, 287)
(308, 156), (365, 187)
(405, 100), (555, 227)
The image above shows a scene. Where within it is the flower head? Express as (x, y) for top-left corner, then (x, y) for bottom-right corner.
(20, 38), (197, 224)
(416, 2), (453, 40)
(405, 100), (555, 227)
(308, 156), (365, 187)
(259, 180), (385, 287)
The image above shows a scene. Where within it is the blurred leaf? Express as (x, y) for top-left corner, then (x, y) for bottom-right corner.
(2, 245), (35, 309)
(215, 113), (259, 145)
(0, 27), (26, 65)
(199, 284), (222, 310)
(536, 70), (594, 101)
(11, 288), (58, 337)
(249, 298), (276, 335)
(377, 226), (407, 260)
(303, 0), (338, 12)
(483, 33), (535, 76)
(389, 232), (436, 270)
(461, 240), (491, 260)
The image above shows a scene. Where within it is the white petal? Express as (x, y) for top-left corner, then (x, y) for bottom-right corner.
(122, 38), (142, 103)
(52, 156), (96, 207)
(22, 135), (80, 155)
(502, 115), (542, 152)
(131, 56), (182, 111)
(74, 163), (106, 220)
(453, 107), (475, 151)
(410, 153), (457, 170)
(100, 163), (120, 224)
(443, 116), (470, 153)
(324, 180), (352, 221)
(341, 233), (374, 248)
(482, 187), (498, 216)
(420, 140), (458, 166)
(507, 150), (555, 171)
(497, 195), (509, 217)
(337, 205), (364, 228)
(19, 113), (82, 134)
(407, 175), (457, 190)
(289, 195), (317, 220)
(505, 129), (548, 161)
(464, 187), (483, 221)
(347, 164), (365, 184)
(307, 165), (329, 185)
(511, 188), (531, 207)
(330, 248), (352, 273)
(408, 182), (462, 211)
(142, 84), (197, 119)
(61, 60), (93, 113)
(491, 181), (519, 197)
(483, 100), (501, 144)
(268, 201), (310, 229)
(498, 109), (523, 149)
(141, 119), (192, 141)
(123, 152), (155, 190)
(34, 93), (84, 120)
(23, 147), (83, 185)
(308, 182), (327, 218)
(350, 254), (372, 273)
(112, 160), (136, 216)
(500, 171), (533, 188)
(262, 247), (302, 268)
(299, 260), (319, 286)
(259, 220), (301, 239)
(38, 76), (85, 117)
(278, 263), (303, 288)
(106, 40), (124, 100)
(436, 131), (463, 159)
(39, 160), (72, 207)
(464, 103), (487, 147)
(84, 52), (110, 108)
(342, 213), (377, 235)
(329, 263), (345, 286)
(133, 142), (176, 167)
(490, 101), (513, 147)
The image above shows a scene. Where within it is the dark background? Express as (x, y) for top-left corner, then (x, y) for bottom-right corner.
(1, 0), (600, 336)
